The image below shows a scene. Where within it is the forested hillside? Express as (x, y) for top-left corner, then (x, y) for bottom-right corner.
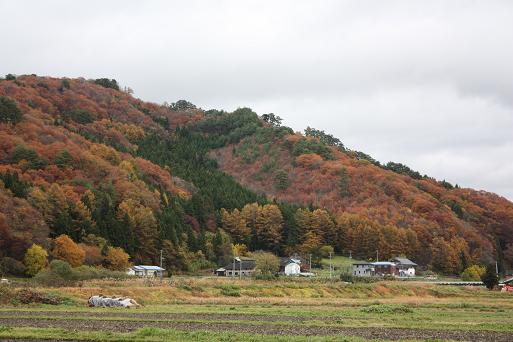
(1, 75), (512, 276)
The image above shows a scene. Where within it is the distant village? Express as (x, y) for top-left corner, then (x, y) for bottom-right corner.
(127, 256), (418, 279)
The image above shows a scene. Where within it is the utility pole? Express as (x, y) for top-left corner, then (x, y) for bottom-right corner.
(376, 250), (379, 262)
(159, 249), (164, 283)
(239, 257), (242, 280)
(329, 252), (333, 279)
(496, 261), (499, 275)
(232, 257), (235, 278)
(309, 254), (312, 272)
(349, 250), (352, 259)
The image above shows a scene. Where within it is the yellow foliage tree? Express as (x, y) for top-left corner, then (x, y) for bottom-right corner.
(52, 234), (85, 267)
(24, 244), (48, 276)
(105, 247), (131, 271)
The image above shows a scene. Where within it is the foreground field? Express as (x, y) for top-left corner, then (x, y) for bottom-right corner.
(0, 278), (512, 341)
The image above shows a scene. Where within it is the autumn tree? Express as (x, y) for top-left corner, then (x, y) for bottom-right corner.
(52, 234), (85, 267)
(430, 237), (458, 274)
(24, 244), (48, 276)
(220, 208), (250, 243)
(105, 247), (130, 271)
(255, 204), (283, 252)
(118, 199), (159, 263)
(232, 243), (248, 256)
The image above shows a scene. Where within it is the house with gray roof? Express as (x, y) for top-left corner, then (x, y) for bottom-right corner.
(390, 257), (417, 277)
(127, 265), (165, 277)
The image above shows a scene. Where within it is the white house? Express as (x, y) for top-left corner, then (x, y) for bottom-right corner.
(280, 258), (301, 276)
(127, 265), (165, 277)
(390, 257), (417, 277)
(352, 262), (375, 277)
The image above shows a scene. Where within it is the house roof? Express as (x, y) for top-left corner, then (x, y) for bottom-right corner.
(279, 257), (301, 267)
(223, 257), (256, 271)
(373, 261), (396, 266)
(390, 257), (417, 266)
(132, 265), (165, 271)
(353, 262), (374, 266)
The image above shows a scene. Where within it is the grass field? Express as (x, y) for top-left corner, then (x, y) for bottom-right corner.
(1, 277), (512, 341)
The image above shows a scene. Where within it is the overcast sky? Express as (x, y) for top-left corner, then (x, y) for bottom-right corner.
(1, 0), (512, 200)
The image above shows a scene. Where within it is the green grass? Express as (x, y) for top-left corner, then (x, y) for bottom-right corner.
(0, 327), (374, 342)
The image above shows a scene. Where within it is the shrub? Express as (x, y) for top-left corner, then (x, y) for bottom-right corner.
(0, 96), (22, 124)
(216, 285), (241, 297)
(49, 260), (73, 279)
(461, 265), (485, 281)
(0, 257), (26, 277)
(361, 304), (413, 314)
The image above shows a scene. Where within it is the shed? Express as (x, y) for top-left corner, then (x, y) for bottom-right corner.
(127, 265), (165, 277)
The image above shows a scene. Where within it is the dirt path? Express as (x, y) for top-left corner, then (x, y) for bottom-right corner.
(0, 316), (512, 341)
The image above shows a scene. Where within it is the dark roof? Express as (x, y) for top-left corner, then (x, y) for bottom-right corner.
(279, 257), (301, 267)
(390, 257), (417, 266)
(224, 257), (256, 271)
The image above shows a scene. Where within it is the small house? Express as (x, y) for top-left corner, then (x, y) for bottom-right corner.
(373, 261), (399, 276)
(390, 257), (417, 277)
(127, 265), (165, 278)
(279, 257), (301, 276)
(216, 257), (256, 277)
(352, 262), (375, 277)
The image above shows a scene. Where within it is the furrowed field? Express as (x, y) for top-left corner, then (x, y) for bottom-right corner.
(1, 277), (512, 341)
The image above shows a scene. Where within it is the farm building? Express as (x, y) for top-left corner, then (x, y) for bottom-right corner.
(352, 262), (375, 277)
(390, 257), (417, 277)
(279, 258), (301, 276)
(127, 265), (165, 277)
(216, 257), (256, 277)
(373, 261), (399, 276)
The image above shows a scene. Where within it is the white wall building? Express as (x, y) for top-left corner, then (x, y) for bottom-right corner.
(352, 262), (375, 277)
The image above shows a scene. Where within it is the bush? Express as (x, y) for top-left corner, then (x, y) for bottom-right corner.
(0, 257), (26, 277)
(216, 285), (241, 297)
(0, 96), (22, 125)
(461, 265), (485, 281)
(34, 261), (128, 286)
(361, 304), (413, 314)
(49, 260), (73, 279)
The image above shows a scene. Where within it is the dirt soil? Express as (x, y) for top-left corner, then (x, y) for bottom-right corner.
(0, 313), (512, 341)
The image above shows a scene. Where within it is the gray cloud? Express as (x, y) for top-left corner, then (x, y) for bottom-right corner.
(1, 0), (512, 199)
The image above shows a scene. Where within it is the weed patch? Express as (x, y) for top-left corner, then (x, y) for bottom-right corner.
(361, 304), (413, 314)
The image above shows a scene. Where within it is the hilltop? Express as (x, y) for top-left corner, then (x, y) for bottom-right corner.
(1, 75), (512, 276)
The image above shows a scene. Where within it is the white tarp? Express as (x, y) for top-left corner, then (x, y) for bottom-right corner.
(88, 295), (141, 308)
